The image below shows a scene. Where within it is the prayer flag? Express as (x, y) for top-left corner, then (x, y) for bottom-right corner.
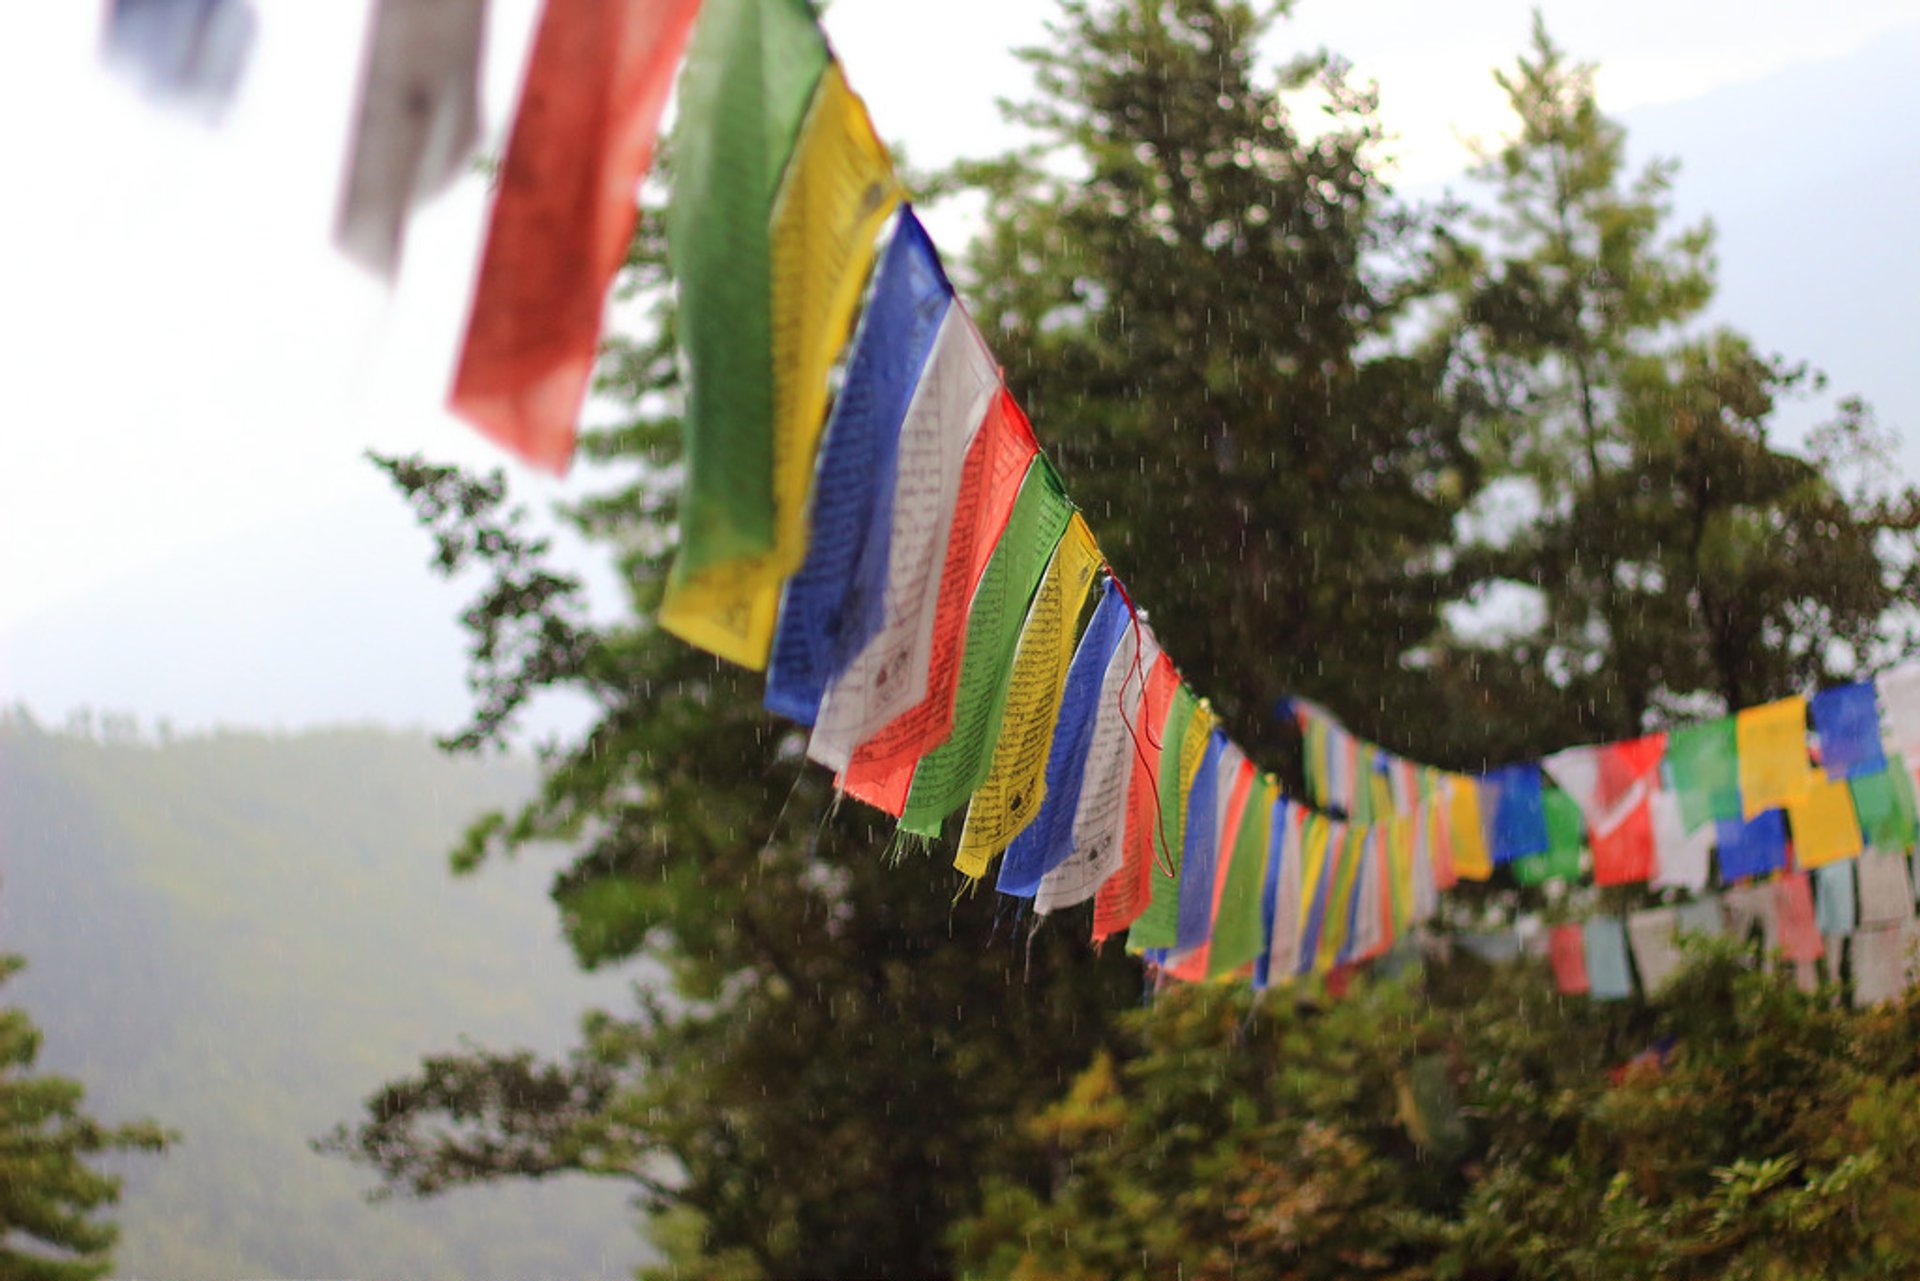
(1650, 789), (1714, 892)
(1675, 895), (1725, 940)
(1591, 793), (1656, 886)
(1583, 917), (1634, 1000)
(1877, 664), (1920, 762)
(1544, 734), (1666, 833)
(1033, 616), (1161, 915)
(1446, 776), (1493, 882)
(103, 0), (255, 111)
(1209, 774), (1275, 979)
(1738, 696), (1814, 818)
(1814, 861), (1857, 936)
(1856, 850), (1915, 927)
(1260, 800), (1305, 986)
(1488, 763), (1549, 864)
(1549, 923), (1589, 995)
(1129, 690), (1216, 950)
(1666, 719), (1741, 831)
(1295, 815), (1338, 976)
(830, 386), (1037, 805)
(450, 0), (703, 473)
(662, 57), (903, 664)
(1091, 652), (1178, 940)
(1809, 681), (1886, 780)
(1168, 732), (1226, 960)
(1850, 757), (1920, 854)
(1626, 907), (1684, 992)
(1722, 880), (1777, 949)
(1510, 787), (1583, 886)
(899, 458), (1072, 837)
(1784, 770), (1864, 869)
(999, 579), (1130, 897)
(1717, 809), (1787, 884)
(1851, 921), (1920, 1007)
(337, 0), (488, 279)
(1773, 873), (1824, 963)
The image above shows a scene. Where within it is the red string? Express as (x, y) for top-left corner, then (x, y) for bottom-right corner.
(1109, 568), (1178, 879)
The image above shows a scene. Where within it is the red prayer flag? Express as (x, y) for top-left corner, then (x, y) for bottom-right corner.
(1591, 794), (1655, 886)
(450, 0), (702, 472)
(840, 388), (1037, 809)
(1093, 653), (1180, 942)
(1773, 872), (1825, 963)
(1549, 923), (1590, 995)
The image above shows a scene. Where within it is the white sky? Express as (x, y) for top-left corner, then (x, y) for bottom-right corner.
(2, 0), (1918, 639)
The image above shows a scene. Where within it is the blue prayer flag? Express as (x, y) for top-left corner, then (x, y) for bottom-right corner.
(1809, 681), (1887, 780)
(1717, 808), (1787, 883)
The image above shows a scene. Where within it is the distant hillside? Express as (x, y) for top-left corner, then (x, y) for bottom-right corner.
(0, 717), (645, 1278)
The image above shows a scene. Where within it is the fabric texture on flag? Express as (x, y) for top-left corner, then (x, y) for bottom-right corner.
(104, 0), (255, 110)
(336, 0), (487, 278)
(1321, 824), (1365, 972)
(1446, 776), (1493, 882)
(1488, 763), (1549, 864)
(1650, 789), (1715, 892)
(1129, 690), (1214, 951)
(1092, 652), (1178, 940)
(1543, 734), (1666, 832)
(1001, 579), (1130, 898)
(1738, 696), (1814, 818)
(1851, 920), (1920, 1007)
(1583, 917), (1634, 1001)
(1161, 743), (1253, 979)
(1262, 801), (1306, 985)
(1856, 850), (1915, 926)
(1784, 770), (1864, 869)
(1851, 757), (1920, 854)
(1409, 809), (1439, 922)
(764, 208), (950, 723)
(1877, 664), (1920, 762)
(1722, 880), (1778, 949)
(1510, 788), (1583, 886)
(1549, 923), (1590, 995)
(1809, 681), (1886, 780)
(662, 58), (903, 665)
(1208, 772), (1273, 979)
(1590, 796), (1656, 886)
(1294, 816), (1338, 976)
(1814, 861), (1858, 936)
(954, 515), (1102, 878)
(656, 0), (828, 631)
(1717, 809), (1787, 883)
(1666, 719), (1742, 832)
(450, 0), (702, 474)
(1035, 618), (1161, 916)
(1773, 873), (1824, 963)
(807, 314), (1005, 778)
(1626, 907), (1684, 993)
(899, 458), (1072, 837)
(833, 386), (1036, 806)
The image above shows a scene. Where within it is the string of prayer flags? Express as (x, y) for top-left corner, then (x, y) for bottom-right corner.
(450, 0), (703, 473)
(1544, 735), (1665, 833)
(1129, 688), (1214, 951)
(953, 514), (1102, 877)
(1166, 732), (1229, 968)
(834, 387), (1037, 809)
(1855, 851), (1915, 927)
(1169, 742), (1256, 976)
(336, 0), (488, 279)
(1509, 787), (1583, 886)
(1259, 802), (1306, 986)
(1809, 681), (1886, 780)
(898, 457), (1072, 837)
(1626, 907), (1685, 993)
(1650, 790), (1714, 891)
(764, 210), (949, 723)
(1851, 757), (1920, 853)
(1737, 696), (1814, 818)
(662, 43), (903, 664)
(1718, 809), (1787, 884)
(1773, 873), (1825, 963)
(103, 0), (256, 112)
(1665, 719), (1742, 831)
(1293, 816), (1338, 976)
(1784, 770), (1864, 869)
(1091, 651), (1179, 940)
(1877, 664), (1920, 762)
(1583, 917), (1635, 1000)
(1033, 619), (1162, 915)
(806, 313), (1006, 782)
(1814, 862), (1858, 936)
(1549, 923), (1589, 995)
(998, 579), (1131, 897)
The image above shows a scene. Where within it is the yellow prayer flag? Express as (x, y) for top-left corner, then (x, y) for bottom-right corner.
(1786, 769), (1865, 869)
(1316, 824), (1363, 974)
(1174, 696), (1219, 841)
(954, 516), (1102, 878)
(1297, 813), (1333, 942)
(1388, 812), (1416, 933)
(1738, 696), (1814, 818)
(660, 62), (904, 667)
(1448, 775), (1493, 882)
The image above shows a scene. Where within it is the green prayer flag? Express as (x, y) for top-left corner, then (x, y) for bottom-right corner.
(899, 459), (1073, 837)
(665, 0), (829, 580)
(1127, 683), (1200, 950)
(1208, 776), (1274, 978)
(1668, 718), (1742, 831)
(1511, 787), (1583, 885)
(1851, 755), (1919, 854)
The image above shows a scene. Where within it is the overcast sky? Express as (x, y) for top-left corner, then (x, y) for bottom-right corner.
(3, 0), (1917, 644)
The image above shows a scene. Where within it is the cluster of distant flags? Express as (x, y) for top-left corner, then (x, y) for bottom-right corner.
(103, 0), (1920, 1005)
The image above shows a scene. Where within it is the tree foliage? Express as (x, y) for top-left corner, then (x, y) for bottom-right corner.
(0, 954), (171, 1281)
